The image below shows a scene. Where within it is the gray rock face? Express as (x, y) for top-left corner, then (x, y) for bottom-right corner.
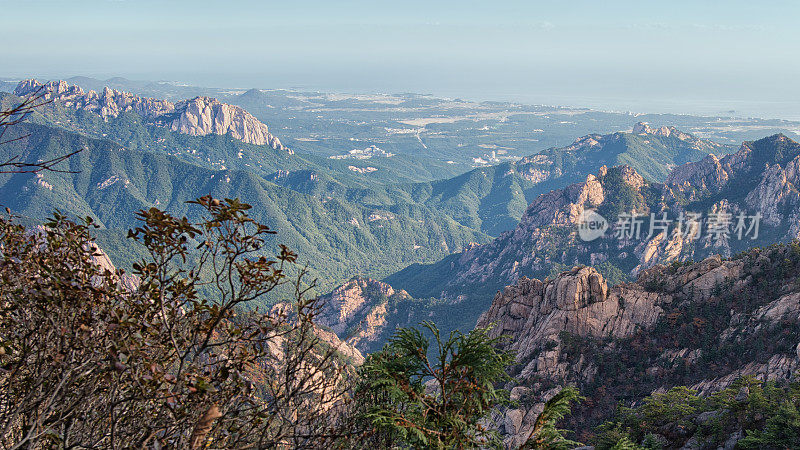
(665, 153), (730, 195)
(632, 121), (707, 143)
(723, 429), (743, 450)
(476, 266), (665, 447)
(15, 79), (175, 119)
(477, 247), (800, 447)
(14, 79), (289, 151)
(478, 266), (665, 381)
(168, 96), (287, 150)
(316, 277), (412, 352)
(634, 121), (684, 139)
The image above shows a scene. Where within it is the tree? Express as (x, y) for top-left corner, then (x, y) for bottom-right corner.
(0, 196), (354, 448)
(355, 322), (586, 449)
(355, 321), (514, 449)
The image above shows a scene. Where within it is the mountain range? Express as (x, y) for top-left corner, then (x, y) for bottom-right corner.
(7, 77), (795, 334)
(14, 79), (289, 149)
(1, 79), (741, 294)
(384, 133), (800, 335)
(310, 132), (800, 355)
(305, 130), (800, 447)
(0, 120), (490, 294)
(5, 76), (800, 447)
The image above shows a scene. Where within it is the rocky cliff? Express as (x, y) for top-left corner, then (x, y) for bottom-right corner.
(317, 276), (414, 353)
(14, 79), (288, 150)
(632, 121), (699, 141)
(390, 134), (800, 309)
(477, 243), (800, 447)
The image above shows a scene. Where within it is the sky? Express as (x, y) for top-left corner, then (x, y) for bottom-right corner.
(2, 0), (799, 119)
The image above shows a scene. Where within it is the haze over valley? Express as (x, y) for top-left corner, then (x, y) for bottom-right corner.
(4, 2), (800, 448)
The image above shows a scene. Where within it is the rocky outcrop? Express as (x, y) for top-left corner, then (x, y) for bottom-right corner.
(518, 173), (606, 230)
(312, 327), (365, 366)
(479, 267), (664, 375)
(14, 79), (289, 150)
(477, 243), (800, 447)
(665, 153), (730, 196)
(633, 121), (700, 142)
(317, 277), (412, 352)
(166, 96), (286, 149)
(15, 79), (175, 119)
(744, 155), (800, 232)
(477, 267), (665, 447)
(441, 168), (613, 291)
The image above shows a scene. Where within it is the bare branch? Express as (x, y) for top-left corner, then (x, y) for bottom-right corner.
(0, 83), (83, 174)
(0, 148), (84, 174)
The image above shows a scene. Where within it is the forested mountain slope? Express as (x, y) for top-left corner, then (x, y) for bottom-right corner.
(0, 122), (487, 294)
(388, 134), (800, 334)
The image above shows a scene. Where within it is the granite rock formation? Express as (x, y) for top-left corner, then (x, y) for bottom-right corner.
(14, 79), (288, 150)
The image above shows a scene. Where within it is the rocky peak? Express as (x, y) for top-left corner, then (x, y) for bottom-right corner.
(317, 277), (411, 351)
(168, 96), (287, 150)
(633, 121), (716, 146)
(319, 277), (400, 326)
(15, 79), (175, 119)
(518, 169), (607, 230)
(611, 164), (646, 189)
(16, 79), (74, 97)
(634, 121), (669, 136)
(564, 134), (603, 152)
(665, 152), (729, 193)
(632, 121), (689, 139)
(13, 79), (289, 150)
(516, 164), (645, 232)
(665, 134), (800, 203)
(751, 132), (793, 148)
(478, 266), (662, 369)
(477, 266), (665, 446)
(479, 246), (800, 445)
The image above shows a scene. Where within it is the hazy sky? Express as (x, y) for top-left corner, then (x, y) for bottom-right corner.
(2, 0), (799, 118)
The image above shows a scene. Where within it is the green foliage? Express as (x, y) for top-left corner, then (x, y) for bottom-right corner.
(594, 377), (800, 449)
(597, 167), (648, 220)
(0, 121), (489, 295)
(594, 422), (636, 449)
(640, 433), (664, 449)
(356, 322), (514, 449)
(636, 387), (700, 429)
(594, 262), (629, 287)
(738, 399), (800, 448)
(609, 436), (642, 450)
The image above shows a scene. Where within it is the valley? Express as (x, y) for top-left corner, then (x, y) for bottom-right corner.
(7, 3), (800, 448)
(4, 75), (800, 448)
